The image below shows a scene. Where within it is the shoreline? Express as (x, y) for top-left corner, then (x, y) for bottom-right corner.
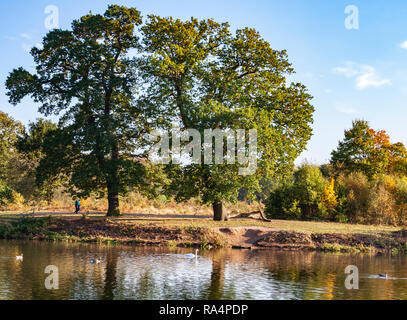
(0, 215), (406, 254)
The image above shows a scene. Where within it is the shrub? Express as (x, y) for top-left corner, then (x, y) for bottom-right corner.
(0, 217), (52, 239)
(266, 166), (407, 226)
(320, 178), (338, 219)
(265, 182), (301, 220)
(266, 165), (334, 221)
(386, 176), (407, 225)
(336, 172), (370, 223)
(366, 182), (397, 225)
(0, 185), (14, 208)
(333, 173), (407, 225)
(292, 165), (329, 220)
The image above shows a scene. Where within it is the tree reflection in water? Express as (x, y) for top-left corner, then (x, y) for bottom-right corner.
(1, 240), (407, 300)
(103, 248), (118, 300)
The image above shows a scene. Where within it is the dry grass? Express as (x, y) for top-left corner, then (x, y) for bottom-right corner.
(123, 218), (400, 235)
(3, 191), (238, 216)
(0, 211), (401, 236)
(1, 192), (261, 223)
(1, 191), (401, 236)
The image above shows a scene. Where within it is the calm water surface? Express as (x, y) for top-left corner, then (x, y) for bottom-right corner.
(0, 240), (406, 300)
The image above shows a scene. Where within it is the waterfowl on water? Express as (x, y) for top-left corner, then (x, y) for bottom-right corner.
(184, 249), (199, 259)
(15, 254), (23, 261)
(90, 258), (101, 264)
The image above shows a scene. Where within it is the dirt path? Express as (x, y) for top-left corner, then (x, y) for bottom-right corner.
(215, 226), (277, 248)
(18, 212), (213, 219)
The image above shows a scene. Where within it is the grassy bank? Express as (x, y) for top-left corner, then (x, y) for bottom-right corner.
(0, 214), (406, 254)
(0, 215), (227, 249)
(3, 192), (258, 217)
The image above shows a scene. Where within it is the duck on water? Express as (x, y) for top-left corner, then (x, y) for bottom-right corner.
(90, 258), (101, 264)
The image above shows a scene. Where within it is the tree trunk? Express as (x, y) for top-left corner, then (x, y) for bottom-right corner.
(213, 202), (229, 221)
(107, 188), (120, 217)
(107, 141), (121, 217)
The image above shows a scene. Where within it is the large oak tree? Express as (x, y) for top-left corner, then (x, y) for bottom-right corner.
(6, 6), (150, 216)
(140, 16), (314, 220)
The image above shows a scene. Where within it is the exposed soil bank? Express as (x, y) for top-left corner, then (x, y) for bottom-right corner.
(1, 217), (407, 254)
(0, 217), (225, 248)
(217, 227), (407, 253)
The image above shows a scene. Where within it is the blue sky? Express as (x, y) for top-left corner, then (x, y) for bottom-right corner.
(1, 0), (407, 164)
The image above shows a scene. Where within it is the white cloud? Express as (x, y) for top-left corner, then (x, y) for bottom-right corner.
(355, 67), (392, 89)
(338, 107), (359, 115)
(333, 62), (391, 90)
(400, 41), (407, 50)
(333, 63), (359, 78)
(20, 33), (31, 39)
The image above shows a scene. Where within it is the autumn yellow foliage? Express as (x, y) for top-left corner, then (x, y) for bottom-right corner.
(321, 178), (338, 213)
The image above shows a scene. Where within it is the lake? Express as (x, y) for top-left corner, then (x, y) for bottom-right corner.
(0, 240), (406, 300)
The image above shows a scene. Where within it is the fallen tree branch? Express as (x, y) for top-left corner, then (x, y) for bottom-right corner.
(229, 211), (261, 219)
(258, 207), (271, 222)
(229, 207), (271, 222)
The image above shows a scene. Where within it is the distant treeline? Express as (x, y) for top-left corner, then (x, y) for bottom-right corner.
(266, 120), (407, 226)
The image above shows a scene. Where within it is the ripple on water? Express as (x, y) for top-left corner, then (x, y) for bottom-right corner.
(1, 240), (407, 300)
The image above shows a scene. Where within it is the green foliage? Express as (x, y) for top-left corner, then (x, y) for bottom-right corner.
(335, 172), (370, 223)
(5, 119), (60, 203)
(331, 120), (407, 177)
(367, 182), (397, 225)
(0, 112), (29, 208)
(265, 165), (333, 221)
(4, 6), (315, 219)
(329, 172), (407, 226)
(292, 165), (328, 212)
(141, 15), (314, 218)
(0, 217), (52, 239)
(17, 119), (57, 155)
(264, 181), (301, 220)
(6, 6), (150, 216)
(266, 164), (407, 226)
(0, 112), (24, 180)
(0, 112), (24, 149)
(0, 185), (14, 207)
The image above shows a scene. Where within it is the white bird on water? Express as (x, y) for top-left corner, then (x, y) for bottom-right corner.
(15, 254), (23, 261)
(184, 249), (199, 259)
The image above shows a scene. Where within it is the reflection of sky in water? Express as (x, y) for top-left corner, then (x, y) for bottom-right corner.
(115, 254), (213, 299)
(2, 240), (407, 300)
(224, 264), (301, 300)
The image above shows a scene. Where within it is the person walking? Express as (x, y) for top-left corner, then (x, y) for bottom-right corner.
(75, 199), (81, 214)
